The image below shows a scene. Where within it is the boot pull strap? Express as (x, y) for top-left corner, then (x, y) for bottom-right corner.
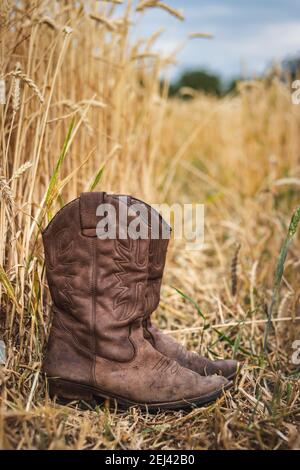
(79, 192), (106, 236)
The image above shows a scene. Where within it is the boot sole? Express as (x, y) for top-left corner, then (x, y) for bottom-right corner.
(48, 377), (232, 411)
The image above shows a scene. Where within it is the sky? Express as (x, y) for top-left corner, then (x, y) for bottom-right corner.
(131, 0), (300, 82)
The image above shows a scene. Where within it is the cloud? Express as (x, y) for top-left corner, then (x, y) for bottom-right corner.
(131, 1), (300, 79)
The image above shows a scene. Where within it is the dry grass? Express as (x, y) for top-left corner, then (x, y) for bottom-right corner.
(0, 0), (300, 450)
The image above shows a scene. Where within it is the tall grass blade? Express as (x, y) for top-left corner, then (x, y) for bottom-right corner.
(88, 165), (105, 191)
(45, 118), (75, 220)
(264, 205), (300, 353)
(0, 265), (21, 313)
(173, 286), (206, 321)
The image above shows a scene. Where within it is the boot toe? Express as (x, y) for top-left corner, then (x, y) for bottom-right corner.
(213, 359), (239, 379)
(191, 372), (230, 398)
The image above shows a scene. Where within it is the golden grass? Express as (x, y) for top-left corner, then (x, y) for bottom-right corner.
(0, 0), (299, 450)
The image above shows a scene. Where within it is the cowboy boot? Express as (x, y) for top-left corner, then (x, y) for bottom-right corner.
(42, 192), (230, 411)
(127, 198), (238, 380)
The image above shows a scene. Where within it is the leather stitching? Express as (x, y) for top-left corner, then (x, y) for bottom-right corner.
(152, 356), (180, 375)
(112, 237), (145, 321)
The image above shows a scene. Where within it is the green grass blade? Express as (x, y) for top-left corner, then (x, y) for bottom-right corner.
(233, 329), (242, 357)
(88, 165), (104, 191)
(211, 326), (253, 356)
(172, 286), (206, 320)
(45, 118), (75, 219)
(264, 205), (300, 353)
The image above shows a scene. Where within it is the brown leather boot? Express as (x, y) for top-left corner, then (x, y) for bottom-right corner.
(42, 192), (230, 411)
(127, 198), (238, 380)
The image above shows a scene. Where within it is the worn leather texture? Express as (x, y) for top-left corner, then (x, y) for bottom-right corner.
(139, 202), (238, 379)
(43, 192), (229, 406)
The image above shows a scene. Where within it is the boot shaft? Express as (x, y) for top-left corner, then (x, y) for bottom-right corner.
(145, 204), (170, 317)
(43, 192), (150, 362)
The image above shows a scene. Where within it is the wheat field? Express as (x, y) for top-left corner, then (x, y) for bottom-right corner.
(0, 0), (300, 450)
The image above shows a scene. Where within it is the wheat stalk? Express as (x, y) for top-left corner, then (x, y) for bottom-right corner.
(188, 32), (213, 39)
(57, 100), (93, 134)
(0, 75), (6, 105)
(63, 25), (73, 35)
(12, 76), (21, 114)
(11, 62), (21, 115)
(89, 13), (116, 31)
(0, 177), (14, 209)
(8, 70), (44, 104)
(39, 15), (58, 30)
(136, 1), (184, 21)
(0, 0), (11, 28)
(9, 161), (32, 182)
(101, 0), (123, 3)
(166, 316), (300, 335)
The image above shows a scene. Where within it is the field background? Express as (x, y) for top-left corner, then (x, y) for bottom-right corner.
(0, 0), (300, 449)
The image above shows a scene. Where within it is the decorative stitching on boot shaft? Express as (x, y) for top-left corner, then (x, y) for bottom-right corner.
(113, 237), (145, 321)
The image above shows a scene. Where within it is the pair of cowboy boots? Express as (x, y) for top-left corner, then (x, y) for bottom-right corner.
(43, 192), (237, 411)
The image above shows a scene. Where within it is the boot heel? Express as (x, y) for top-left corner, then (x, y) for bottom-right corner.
(48, 378), (94, 402)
